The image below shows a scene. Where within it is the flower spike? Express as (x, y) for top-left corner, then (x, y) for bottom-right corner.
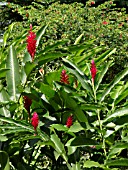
(26, 24), (36, 61)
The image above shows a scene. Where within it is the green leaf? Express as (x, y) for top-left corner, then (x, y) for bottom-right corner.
(108, 143), (128, 158)
(39, 83), (55, 98)
(6, 45), (20, 101)
(106, 158), (128, 167)
(95, 61), (112, 91)
(37, 52), (68, 65)
(74, 33), (84, 45)
(36, 25), (48, 47)
(0, 69), (9, 79)
(114, 88), (128, 105)
(24, 61), (37, 76)
(70, 135), (97, 146)
(100, 67), (128, 102)
(0, 151), (10, 170)
(0, 116), (34, 132)
(51, 124), (68, 131)
(41, 39), (69, 53)
(60, 91), (88, 124)
(50, 133), (69, 165)
(0, 89), (10, 117)
(51, 133), (65, 154)
(71, 162), (81, 170)
(62, 58), (92, 95)
(68, 122), (84, 133)
(0, 134), (8, 142)
(103, 107), (128, 123)
(84, 160), (104, 168)
(3, 23), (15, 47)
(95, 48), (116, 66)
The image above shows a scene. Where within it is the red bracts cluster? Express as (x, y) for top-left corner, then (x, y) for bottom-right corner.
(102, 21), (108, 25)
(66, 115), (73, 128)
(60, 70), (70, 84)
(23, 96), (32, 114)
(26, 24), (36, 61)
(91, 60), (97, 82)
(31, 112), (39, 131)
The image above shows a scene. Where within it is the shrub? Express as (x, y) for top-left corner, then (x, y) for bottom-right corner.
(0, 25), (128, 169)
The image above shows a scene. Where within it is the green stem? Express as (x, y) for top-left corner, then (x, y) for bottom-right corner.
(92, 80), (97, 102)
(97, 110), (107, 158)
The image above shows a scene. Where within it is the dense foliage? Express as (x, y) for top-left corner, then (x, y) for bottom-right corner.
(0, 0), (128, 169)
(1, 0), (128, 78)
(0, 23), (128, 169)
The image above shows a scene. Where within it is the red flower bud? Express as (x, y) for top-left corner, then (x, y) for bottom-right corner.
(60, 70), (70, 84)
(66, 115), (73, 128)
(26, 24), (36, 61)
(91, 60), (97, 82)
(31, 112), (39, 131)
(23, 96), (32, 114)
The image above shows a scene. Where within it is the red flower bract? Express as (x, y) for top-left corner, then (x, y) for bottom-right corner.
(60, 70), (70, 84)
(23, 96), (32, 114)
(66, 115), (73, 128)
(26, 24), (36, 61)
(91, 60), (97, 82)
(31, 112), (39, 131)
(102, 21), (108, 25)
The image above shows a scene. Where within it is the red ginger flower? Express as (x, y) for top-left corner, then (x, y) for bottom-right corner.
(60, 70), (70, 84)
(91, 60), (97, 82)
(31, 112), (39, 131)
(66, 115), (73, 128)
(27, 24), (36, 61)
(102, 21), (108, 25)
(23, 96), (32, 114)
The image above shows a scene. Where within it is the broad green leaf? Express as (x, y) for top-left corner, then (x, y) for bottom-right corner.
(6, 45), (20, 101)
(84, 160), (104, 168)
(24, 61), (37, 76)
(100, 67), (128, 102)
(95, 48), (116, 66)
(68, 122), (84, 133)
(3, 23), (15, 47)
(103, 107), (128, 123)
(106, 158), (128, 167)
(41, 39), (69, 53)
(71, 162), (81, 170)
(108, 143), (128, 158)
(0, 69), (9, 79)
(0, 134), (8, 142)
(114, 88), (128, 105)
(0, 116), (34, 132)
(51, 133), (65, 154)
(70, 135), (97, 146)
(62, 58), (92, 95)
(36, 25), (48, 47)
(51, 124), (68, 131)
(0, 151), (10, 170)
(95, 61), (112, 91)
(60, 90), (88, 124)
(37, 52), (68, 65)
(50, 133), (69, 166)
(0, 89), (10, 117)
(39, 83), (55, 98)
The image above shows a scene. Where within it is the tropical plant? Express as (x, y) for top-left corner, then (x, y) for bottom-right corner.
(0, 24), (128, 169)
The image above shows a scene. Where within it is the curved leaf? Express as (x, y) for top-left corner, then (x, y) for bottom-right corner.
(36, 25), (48, 47)
(6, 45), (20, 101)
(100, 67), (128, 102)
(0, 151), (10, 170)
